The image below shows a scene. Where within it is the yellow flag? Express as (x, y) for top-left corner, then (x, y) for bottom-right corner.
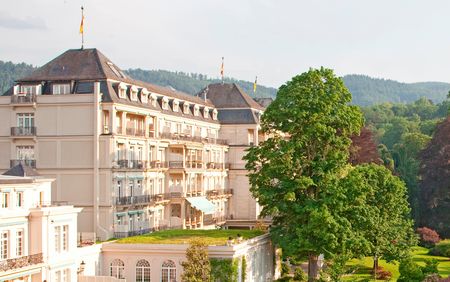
(79, 15), (84, 34)
(253, 76), (257, 93)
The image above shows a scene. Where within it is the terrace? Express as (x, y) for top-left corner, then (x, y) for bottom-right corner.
(115, 229), (265, 245)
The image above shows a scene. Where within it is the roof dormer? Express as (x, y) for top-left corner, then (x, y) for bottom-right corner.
(130, 85), (138, 101)
(172, 99), (180, 112)
(162, 96), (169, 110)
(140, 88), (149, 103)
(118, 83), (127, 99)
(183, 102), (191, 114)
(203, 107), (209, 119)
(193, 104), (200, 116)
(212, 109), (218, 120)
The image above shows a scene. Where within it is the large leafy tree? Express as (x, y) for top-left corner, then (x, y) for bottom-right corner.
(339, 164), (416, 272)
(245, 68), (364, 281)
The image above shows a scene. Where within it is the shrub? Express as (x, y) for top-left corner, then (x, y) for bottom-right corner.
(374, 267), (392, 280)
(398, 258), (424, 282)
(430, 241), (450, 257)
(281, 261), (290, 276)
(422, 259), (440, 276)
(294, 268), (307, 281)
(417, 227), (441, 248)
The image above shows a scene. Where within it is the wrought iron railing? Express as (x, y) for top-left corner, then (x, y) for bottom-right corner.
(10, 127), (36, 136)
(11, 94), (36, 104)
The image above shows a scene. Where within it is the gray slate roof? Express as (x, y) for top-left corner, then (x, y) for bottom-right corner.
(217, 109), (260, 124)
(3, 163), (40, 177)
(199, 83), (264, 110)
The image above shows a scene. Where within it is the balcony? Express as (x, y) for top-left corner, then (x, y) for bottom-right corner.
(0, 253), (43, 272)
(206, 189), (233, 198)
(168, 161), (184, 169)
(115, 160), (145, 169)
(160, 131), (227, 145)
(10, 159), (36, 168)
(11, 93), (36, 104)
(148, 160), (168, 169)
(126, 127), (145, 137)
(168, 161), (204, 170)
(10, 127), (36, 137)
(206, 162), (224, 169)
(115, 193), (176, 206)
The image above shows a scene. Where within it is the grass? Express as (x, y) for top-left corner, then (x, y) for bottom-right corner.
(115, 229), (265, 245)
(343, 243), (450, 281)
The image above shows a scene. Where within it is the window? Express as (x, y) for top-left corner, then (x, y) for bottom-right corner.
(130, 86), (138, 101)
(203, 107), (209, 118)
(183, 103), (190, 114)
(62, 225), (68, 251)
(16, 192), (23, 207)
(248, 129), (255, 146)
(54, 270), (61, 282)
(150, 94), (157, 107)
(107, 62), (126, 78)
(19, 85), (35, 95)
(161, 260), (176, 282)
(1, 231), (8, 259)
(53, 84), (70, 95)
(212, 109), (218, 120)
(54, 226), (61, 253)
(194, 105), (200, 116)
(162, 97), (169, 110)
(62, 269), (70, 282)
(1, 193), (9, 208)
(16, 230), (23, 256)
(136, 259), (151, 282)
(17, 113), (34, 128)
(110, 259), (125, 279)
(141, 89), (148, 103)
(173, 100), (179, 112)
(118, 83), (127, 99)
(16, 146), (35, 161)
(117, 180), (123, 198)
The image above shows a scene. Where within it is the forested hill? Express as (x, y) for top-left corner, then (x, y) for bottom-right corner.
(124, 68), (277, 98)
(343, 74), (450, 106)
(1, 59), (450, 106)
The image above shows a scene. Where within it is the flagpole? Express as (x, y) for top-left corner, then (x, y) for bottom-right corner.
(221, 57), (224, 85)
(81, 6), (84, 49)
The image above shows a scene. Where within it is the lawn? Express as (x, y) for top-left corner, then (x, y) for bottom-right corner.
(343, 244), (450, 281)
(115, 229), (265, 245)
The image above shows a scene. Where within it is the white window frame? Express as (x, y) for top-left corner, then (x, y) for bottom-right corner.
(1, 193), (9, 209)
(54, 226), (61, 253)
(16, 146), (35, 161)
(1, 231), (8, 260)
(17, 113), (34, 128)
(110, 259), (125, 279)
(161, 260), (176, 282)
(53, 84), (70, 95)
(16, 229), (23, 257)
(62, 225), (68, 251)
(16, 192), (23, 207)
(136, 259), (151, 282)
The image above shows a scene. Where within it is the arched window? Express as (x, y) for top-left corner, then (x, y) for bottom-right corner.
(110, 259), (125, 279)
(136, 259), (151, 282)
(161, 260), (176, 282)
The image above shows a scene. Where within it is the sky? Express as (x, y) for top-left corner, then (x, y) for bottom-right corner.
(2, 0), (450, 88)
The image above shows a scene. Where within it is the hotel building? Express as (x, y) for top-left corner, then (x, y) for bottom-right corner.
(0, 48), (265, 240)
(0, 164), (81, 282)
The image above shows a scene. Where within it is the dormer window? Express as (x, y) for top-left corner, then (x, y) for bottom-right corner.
(118, 83), (127, 99)
(212, 109), (218, 120)
(162, 97), (169, 110)
(194, 105), (200, 116)
(173, 99), (180, 112)
(150, 93), (157, 107)
(53, 84), (70, 95)
(140, 88), (149, 103)
(183, 102), (190, 114)
(130, 86), (138, 101)
(203, 107), (209, 119)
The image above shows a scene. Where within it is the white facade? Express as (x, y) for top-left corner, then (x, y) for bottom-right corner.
(0, 174), (82, 282)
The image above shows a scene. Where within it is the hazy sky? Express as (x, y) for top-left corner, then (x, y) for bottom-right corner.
(2, 0), (450, 88)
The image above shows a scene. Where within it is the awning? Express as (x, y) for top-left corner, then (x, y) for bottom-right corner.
(186, 197), (216, 215)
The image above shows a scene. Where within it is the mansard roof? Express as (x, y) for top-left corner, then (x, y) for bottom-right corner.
(16, 48), (213, 107)
(198, 83), (264, 110)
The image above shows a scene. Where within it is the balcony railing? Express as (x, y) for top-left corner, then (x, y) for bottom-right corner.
(113, 225), (183, 239)
(0, 253), (43, 272)
(206, 162), (224, 169)
(11, 127), (36, 136)
(168, 161), (184, 169)
(115, 160), (145, 169)
(160, 131), (228, 145)
(115, 193), (180, 206)
(126, 127), (145, 137)
(206, 189), (233, 198)
(10, 159), (36, 168)
(148, 160), (168, 169)
(11, 94), (36, 104)
(116, 126), (123, 134)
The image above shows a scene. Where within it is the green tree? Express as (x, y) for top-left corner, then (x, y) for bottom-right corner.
(245, 68), (364, 281)
(339, 164), (416, 272)
(181, 239), (211, 282)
